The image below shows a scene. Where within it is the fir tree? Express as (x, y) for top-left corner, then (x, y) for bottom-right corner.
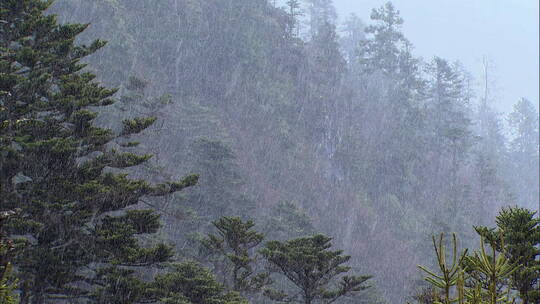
(0, 1), (197, 302)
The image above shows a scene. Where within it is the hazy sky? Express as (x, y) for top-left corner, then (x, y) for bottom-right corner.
(332, 0), (539, 114)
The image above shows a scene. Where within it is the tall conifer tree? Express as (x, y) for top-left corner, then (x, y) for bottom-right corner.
(0, 1), (197, 302)
(507, 98), (539, 210)
(261, 234), (371, 304)
(201, 217), (270, 295)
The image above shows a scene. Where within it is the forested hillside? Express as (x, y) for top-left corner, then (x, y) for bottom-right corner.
(1, 0), (538, 303)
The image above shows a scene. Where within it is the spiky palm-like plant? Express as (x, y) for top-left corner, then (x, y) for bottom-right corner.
(418, 233), (469, 304)
(465, 237), (520, 304)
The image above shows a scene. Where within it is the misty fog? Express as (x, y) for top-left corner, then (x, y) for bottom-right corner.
(1, 1), (538, 304)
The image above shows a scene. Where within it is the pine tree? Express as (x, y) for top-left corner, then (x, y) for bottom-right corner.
(358, 2), (408, 76)
(508, 99), (539, 159)
(473, 98), (509, 218)
(507, 99), (539, 210)
(285, 0), (303, 38)
(355, 1), (426, 199)
(261, 234), (371, 304)
(425, 57), (474, 163)
(201, 217), (270, 295)
(151, 261), (247, 304)
(475, 207), (540, 304)
(305, 0), (337, 38)
(303, 17), (345, 145)
(0, 1), (197, 302)
(419, 57), (478, 238)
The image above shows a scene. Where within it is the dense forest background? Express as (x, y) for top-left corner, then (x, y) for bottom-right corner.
(1, 0), (538, 303)
(49, 0), (538, 302)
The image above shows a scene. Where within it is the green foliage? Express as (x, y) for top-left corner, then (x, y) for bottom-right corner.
(418, 233), (468, 304)
(507, 99), (539, 158)
(94, 267), (149, 304)
(475, 207), (540, 304)
(95, 214), (174, 266)
(0, 1), (196, 302)
(201, 217), (270, 294)
(34, 0), (539, 302)
(121, 116), (158, 135)
(464, 237), (519, 304)
(0, 212), (18, 304)
(506, 99), (539, 209)
(168, 174), (200, 192)
(261, 234), (372, 303)
(359, 1), (408, 75)
(151, 261), (248, 304)
(126, 75), (148, 92)
(0, 260), (18, 304)
(419, 232), (520, 304)
(425, 57), (474, 160)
